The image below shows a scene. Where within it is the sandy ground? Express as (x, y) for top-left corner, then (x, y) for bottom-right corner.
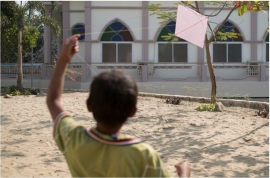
(1, 92), (269, 177)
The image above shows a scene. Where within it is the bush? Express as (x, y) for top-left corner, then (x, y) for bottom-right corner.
(11, 89), (22, 96)
(23, 89), (32, 95)
(196, 103), (215, 111)
(3, 87), (11, 95)
(2, 85), (34, 96)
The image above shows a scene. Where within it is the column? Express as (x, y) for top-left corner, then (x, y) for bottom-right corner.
(85, 1), (92, 64)
(197, 1), (205, 64)
(141, 1), (149, 82)
(44, 5), (52, 63)
(62, 2), (70, 41)
(142, 1), (149, 61)
(250, 12), (257, 61)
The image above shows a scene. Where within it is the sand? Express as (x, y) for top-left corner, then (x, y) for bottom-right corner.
(1, 92), (269, 177)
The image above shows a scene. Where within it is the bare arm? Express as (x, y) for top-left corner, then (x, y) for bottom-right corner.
(46, 34), (80, 121)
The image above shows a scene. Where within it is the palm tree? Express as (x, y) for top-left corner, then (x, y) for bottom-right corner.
(14, 1), (60, 91)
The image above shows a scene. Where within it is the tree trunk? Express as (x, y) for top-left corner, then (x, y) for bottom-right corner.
(205, 36), (216, 103)
(17, 29), (23, 91)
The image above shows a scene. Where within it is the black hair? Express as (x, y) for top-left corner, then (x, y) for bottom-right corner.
(87, 70), (138, 127)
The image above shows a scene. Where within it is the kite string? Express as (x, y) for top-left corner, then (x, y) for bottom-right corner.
(45, 3), (235, 38)
(51, 4), (239, 66)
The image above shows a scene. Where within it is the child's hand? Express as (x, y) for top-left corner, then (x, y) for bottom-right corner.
(59, 34), (80, 63)
(174, 161), (190, 177)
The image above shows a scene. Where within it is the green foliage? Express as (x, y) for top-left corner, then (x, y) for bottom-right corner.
(2, 85), (17, 95)
(243, 94), (250, 101)
(215, 30), (242, 41)
(8, 85), (18, 93)
(1, 23), (40, 63)
(11, 90), (22, 96)
(1, 1), (61, 90)
(146, 1), (268, 42)
(235, 1), (268, 16)
(3, 87), (11, 95)
(2, 85), (32, 96)
(23, 89), (32, 95)
(196, 103), (215, 112)
(1, 1), (18, 25)
(21, 26), (40, 53)
(146, 4), (177, 25)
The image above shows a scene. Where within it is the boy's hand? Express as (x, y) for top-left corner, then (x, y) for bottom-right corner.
(59, 34), (80, 63)
(174, 161), (190, 178)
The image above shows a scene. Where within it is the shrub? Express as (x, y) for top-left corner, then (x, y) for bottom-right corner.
(11, 90), (22, 96)
(23, 89), (32, 95)
(9, 85), (17, 93)
(196, 103), (215, 111)
(3, 87), (11, 95)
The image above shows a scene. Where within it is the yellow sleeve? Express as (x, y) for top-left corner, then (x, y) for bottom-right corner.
(143, 148), (171, 177)
(54, 115), (80, 153)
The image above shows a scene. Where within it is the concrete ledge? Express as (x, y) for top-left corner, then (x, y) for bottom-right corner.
(139, 92), (269, 110)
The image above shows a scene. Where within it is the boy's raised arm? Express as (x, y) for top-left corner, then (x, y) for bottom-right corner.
(46, 35), (80, 121)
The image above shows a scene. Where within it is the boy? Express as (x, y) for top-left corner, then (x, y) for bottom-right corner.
(46, 35), (190, 177)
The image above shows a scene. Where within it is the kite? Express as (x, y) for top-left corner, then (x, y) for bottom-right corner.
(175, 5), (208, 48)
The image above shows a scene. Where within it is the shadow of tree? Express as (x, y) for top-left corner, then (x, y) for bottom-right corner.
(1, 115), (13, 125)
(1, 149), (26, 157)
(124, 110), (269, 177)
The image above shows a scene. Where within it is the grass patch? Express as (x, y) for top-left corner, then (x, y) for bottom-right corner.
(196, 103), (215, 111)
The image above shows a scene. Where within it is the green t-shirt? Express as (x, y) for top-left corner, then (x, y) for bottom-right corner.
(54, 114), (171, 177)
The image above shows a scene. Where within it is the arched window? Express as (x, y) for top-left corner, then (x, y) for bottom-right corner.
(101, 20), (133, 63)
(213, 21), (243, 63)
(265, 33), (269, 62)
(72, 24), (85, 41)
(157, 21), (187, 63)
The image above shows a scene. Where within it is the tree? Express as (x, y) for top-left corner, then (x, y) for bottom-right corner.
(1, 1), (60, 91)
(147, 1), (268, 103)
(1, 21), (40, 63)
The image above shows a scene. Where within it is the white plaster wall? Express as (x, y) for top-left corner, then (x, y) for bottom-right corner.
(137, 82), (269, 97)
(69, 1), (84, 11)
(188, 44), (198, 63)
(242, 43), (251, 62)
(133, 43), (142, 62)
(204, 2), (235, 8)
(71, 42), (85, 63)
(148, 1), (178, 7)
(148, 43), (156, 62)
(148, 10), (177, 41)
(91, 9), (142, 41)
(70, 13), (85, 28)
(148, 13), (162, 41)
(257, 11), (269, 41)
(205, 10), (250, 41)
(257, 43), (267, 62)
(91, 1), (142, 7)
(91, 43), (101, 63)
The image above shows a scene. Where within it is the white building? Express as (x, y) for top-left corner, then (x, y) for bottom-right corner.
(2, 1), (269, 98)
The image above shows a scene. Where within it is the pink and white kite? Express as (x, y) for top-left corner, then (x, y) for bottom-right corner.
(175, 5), (208, 48)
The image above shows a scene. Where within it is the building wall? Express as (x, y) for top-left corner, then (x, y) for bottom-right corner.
(257, 11), (269, 62)
(91, 1), (142, 7)
(63, 1), (268, 65)
(69, 1), (84, 10)
(91, 9), (142, 41)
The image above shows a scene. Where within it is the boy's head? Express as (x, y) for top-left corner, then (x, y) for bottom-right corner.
(87, 70), (138, 128)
